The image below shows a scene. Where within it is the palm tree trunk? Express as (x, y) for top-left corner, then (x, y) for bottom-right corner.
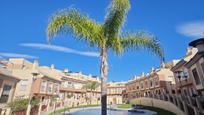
(100, 48), (108, 115)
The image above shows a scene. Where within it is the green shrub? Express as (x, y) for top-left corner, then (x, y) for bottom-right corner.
(8, 99), (29, 111)
(8, 98), (40, 111)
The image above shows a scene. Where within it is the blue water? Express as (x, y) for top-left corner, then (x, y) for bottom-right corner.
(69, 108), (156, 115)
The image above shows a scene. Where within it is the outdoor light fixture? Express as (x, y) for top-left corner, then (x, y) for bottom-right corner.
(31, 72), (39, 81)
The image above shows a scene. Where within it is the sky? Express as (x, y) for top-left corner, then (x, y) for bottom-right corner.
(1, 0), (204, 81)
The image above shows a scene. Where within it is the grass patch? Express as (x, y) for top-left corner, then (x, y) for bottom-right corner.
(117, 104), (175, 115)
(117, 104), (132, 109)
(143, 106), (176, 115)
(48, 104), (99, 115)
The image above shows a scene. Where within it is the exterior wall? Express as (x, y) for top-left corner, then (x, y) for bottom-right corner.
(33, 77), (60, 96)
(171, 48), (198, 96)
(187, 57), (204, 95)
(126, 66), (176, 101)
(107, 95), (123, 104)
(107, 82), (126, 104)
(11, 70), (36, 99)
(0, 77), (18, 111)
(59, 74), (101, 107)
(130, 97), (185, 115)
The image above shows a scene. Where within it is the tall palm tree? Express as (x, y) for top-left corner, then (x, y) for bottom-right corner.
(46, 0), (164, 114)
(83, 81), (100, 105)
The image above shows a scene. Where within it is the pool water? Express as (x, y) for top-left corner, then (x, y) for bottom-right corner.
(69, 108), (156, 115)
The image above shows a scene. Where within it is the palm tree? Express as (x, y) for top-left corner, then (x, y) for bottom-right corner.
(83, 81), (100, 105)
(46, 0), (164, 114)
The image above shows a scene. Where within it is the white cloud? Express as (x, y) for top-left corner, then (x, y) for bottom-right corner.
(176, 20), (204, 38)
(20, 43), (100, 57)
(0, 53), (38, 59)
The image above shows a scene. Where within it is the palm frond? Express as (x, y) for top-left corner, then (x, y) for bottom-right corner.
(104, 0), (130, 44)
(120, 32), (164, 62)
(47, 8), (104, 47)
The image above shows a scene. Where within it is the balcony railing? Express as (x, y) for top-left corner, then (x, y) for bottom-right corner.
(129, 93), (204, 115)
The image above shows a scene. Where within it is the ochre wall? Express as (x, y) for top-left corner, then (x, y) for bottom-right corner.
(130, 97), (185, 115)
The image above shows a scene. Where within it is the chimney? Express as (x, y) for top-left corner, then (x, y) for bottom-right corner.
(88, 74), (92, 77)
(161, 62), (165, 68)
(64, 69), (69, 73)
(51, 64), (55, 69)
(189, 38), (204, 53)
(141, 72), (145, 77)
(186, 47), (192, 56)
(151, 67), (155, 72)
(32, 60), (39, 69)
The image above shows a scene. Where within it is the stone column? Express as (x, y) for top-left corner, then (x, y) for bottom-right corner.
(38, 103), (42, 115)
(46, 98), (50, 112)
(38, 97), (43, 115)
(5, 108), (11, 115)
(26, 104), (32, 115)
(183, 101), (188, 115)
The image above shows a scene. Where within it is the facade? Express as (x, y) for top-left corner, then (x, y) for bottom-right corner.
(0, 65), (20, 114)
(126, 60), (178, 101)
(5, 58), (61, 113)
(125, 38), (204, 115)
(185, 38), (204, 96)
(107, 82), (126, 105)
(184, 38), (204, 115)
(171, 48), (198, 96)
(60, 70), (101, 107)
(0, 58), (126, 115)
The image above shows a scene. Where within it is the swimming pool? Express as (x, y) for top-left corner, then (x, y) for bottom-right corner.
(68, 108), (157, 115)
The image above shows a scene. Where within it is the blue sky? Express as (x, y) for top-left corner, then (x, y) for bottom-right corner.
(1, 0), (204, 81)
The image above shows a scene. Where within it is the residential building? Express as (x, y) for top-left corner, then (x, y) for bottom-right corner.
(5, 58), (61, 113)
(60, 70), (101, 107)
(171, 48), (198, 96)
(185, 38), (204, 96)
(107, 82), (126, 104)
(0, 64), (20, 115)
(126, 60), (178, 101)
(184, 38), (204, 115)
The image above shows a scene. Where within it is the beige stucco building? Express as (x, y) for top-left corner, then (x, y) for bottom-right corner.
(107, 82), (126, 105)
(0, 64), (20, 115)
(126, 60), (178, 101)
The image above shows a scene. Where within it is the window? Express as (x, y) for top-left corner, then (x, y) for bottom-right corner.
(53, 83), (59, 93)
(150, 81), (153, 87)
(192, 68), (201, 85)
(48, 82), (53, 93)
(20, 80), (28, 91)
(40, 81), (47, 93)
(183, 68), (189, 79)
(0, 84), (12, 103)
(140, 83), (143, 89)
(155, 78), (158, 86)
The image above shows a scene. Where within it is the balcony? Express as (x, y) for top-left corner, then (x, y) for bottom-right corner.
(132, 92), (204, 115)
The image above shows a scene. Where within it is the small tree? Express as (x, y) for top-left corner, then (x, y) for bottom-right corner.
(8, 98), (39, 112)
(83, 81), (100, 105)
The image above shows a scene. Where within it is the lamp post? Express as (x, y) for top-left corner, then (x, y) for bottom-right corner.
(26, 72), (39, 115)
